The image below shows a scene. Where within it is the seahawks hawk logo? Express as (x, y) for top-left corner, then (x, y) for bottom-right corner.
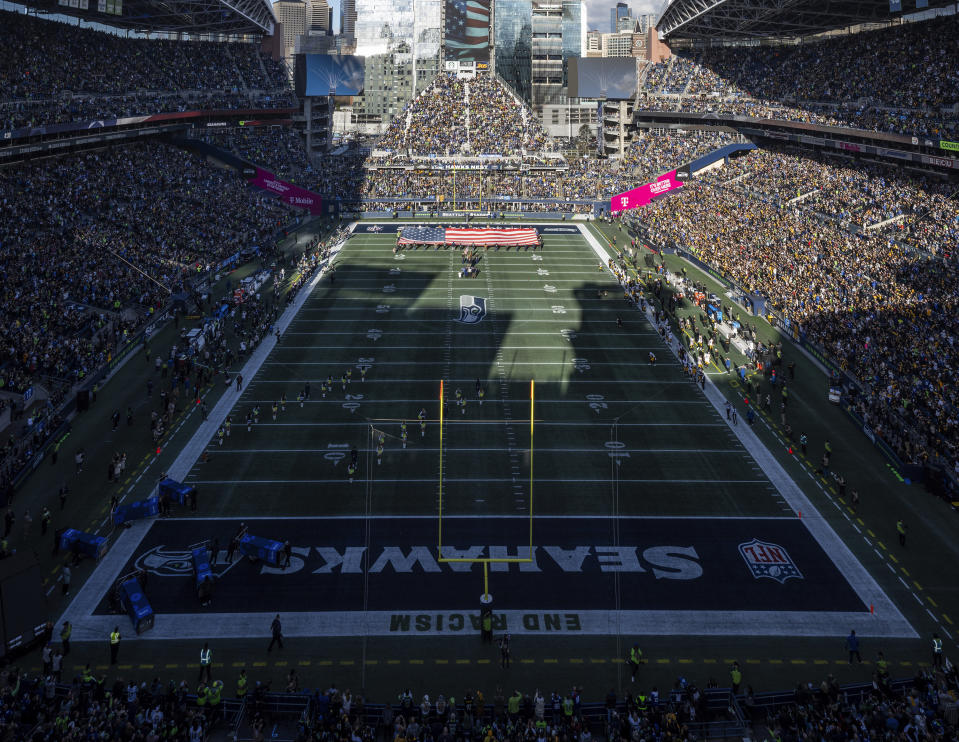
(457, 296), (487, 324)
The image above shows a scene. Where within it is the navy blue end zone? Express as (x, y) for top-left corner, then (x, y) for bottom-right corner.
(94, 516), (864, 616)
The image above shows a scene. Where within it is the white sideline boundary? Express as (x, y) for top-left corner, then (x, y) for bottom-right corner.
(575, 222), (916, 639)
(57, 244), (342, 642)
(59, 224), (915, 641)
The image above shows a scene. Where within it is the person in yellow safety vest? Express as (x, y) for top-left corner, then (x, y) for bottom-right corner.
(627, 643), (643, 682)
(272, 403), (278, 421)
(236, 669), (248, 698)
(636, 693), (647, 713)
(224, 419), (231, 437)
(199, 643), (213, 683)
(360, 366), (367, 382)
(933, 633), (944, 669)
(420, 419), (426, 437)
(217, 427), (224, 446)
(876, 651), (889, 678)
(109, 627), (121, 665)
(348, 462), (356, 483)
(730, 661), (742, 694)
(207, 680), (223, 721)
(346, 369), (352, 385)
(376, 443), (384, 464)
(401, 430), (408, 449)
(478, 387), (485, 406)
(196, 683), (207, 706)
(562, 695), (573, 718)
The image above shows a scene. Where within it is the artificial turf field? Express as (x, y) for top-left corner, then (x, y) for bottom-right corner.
(59, 222), (917, 657)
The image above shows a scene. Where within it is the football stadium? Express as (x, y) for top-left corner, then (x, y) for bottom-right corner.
(1, 0), (959, 738)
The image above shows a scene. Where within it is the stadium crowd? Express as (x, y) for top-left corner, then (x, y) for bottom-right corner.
(639, 14), (959, 138)
(375, 73), (555, 158)
(0, 658), (956, 741)
(628, 147), (959, 469)
(0, 10), (292, 131)
(0, 142), (293, 396)
(204, 121), (734, 210)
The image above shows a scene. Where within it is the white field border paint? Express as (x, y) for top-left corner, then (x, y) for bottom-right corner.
(56, 244), (341, 641)
(58, 226), (915, 641)
(575, 222), (916, 640)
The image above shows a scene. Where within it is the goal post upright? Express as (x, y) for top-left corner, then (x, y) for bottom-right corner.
(438, 379), (445, 557)
(437, 379), (536, 606)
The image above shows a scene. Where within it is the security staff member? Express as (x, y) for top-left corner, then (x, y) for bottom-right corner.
(109, 626), (121, 665)
(627, 642), (643, 682)
(933, 634), (944, 670)
(730, 661), (742, 694)
(236, 669), (248, 699)
(60, 621), (72, 657)
(199, 643), (213, 683)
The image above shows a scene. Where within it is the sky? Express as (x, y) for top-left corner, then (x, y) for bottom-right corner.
(277, 0), (667, 37)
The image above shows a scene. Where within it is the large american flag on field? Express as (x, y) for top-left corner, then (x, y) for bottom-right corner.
(397, 226), (446, 245)
(398, 227), (540, 246)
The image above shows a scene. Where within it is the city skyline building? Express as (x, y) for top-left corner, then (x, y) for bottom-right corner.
(493, 0), (533, 103)
(274, 0), (307, 58)
(352, 0), (442, 126)
(609, 1), (628, 32)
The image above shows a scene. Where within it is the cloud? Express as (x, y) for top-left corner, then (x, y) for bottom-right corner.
(582, 0), (667, 32)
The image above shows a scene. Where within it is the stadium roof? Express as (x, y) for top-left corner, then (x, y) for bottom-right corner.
(656, 0), (955, 40)
(18, 0), (275, 36)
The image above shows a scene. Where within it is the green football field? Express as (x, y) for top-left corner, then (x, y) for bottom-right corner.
(47, 220), (959, 700)
(187, 229), (783, 522)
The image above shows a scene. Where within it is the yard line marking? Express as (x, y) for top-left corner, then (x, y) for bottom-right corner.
(206, 447), (753, 455)
(223, 421), (727, 427)
(157, 513), (794, 521)
(186, 477), (771, 485)
(250, 379), (696, 385)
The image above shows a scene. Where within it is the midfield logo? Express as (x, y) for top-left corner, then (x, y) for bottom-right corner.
(457, 295), (487, 324)
(739, 539), (803, 584)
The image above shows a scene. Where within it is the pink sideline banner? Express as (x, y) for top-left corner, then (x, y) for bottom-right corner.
(248, 168), (323, 215)
(610, 170), (683, 214)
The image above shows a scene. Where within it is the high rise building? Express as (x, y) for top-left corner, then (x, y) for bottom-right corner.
(274, 0), (308, 59)
(310, 0), (331, 33)
(493, 0), (533, 103)
(616, 14), (637, 32)
(341, 0), (357, 36)
(352, 0), (441, 127)
(529, 0), (584, 107)
(586, 28), (602, 55)
(610, 1), (628, 32)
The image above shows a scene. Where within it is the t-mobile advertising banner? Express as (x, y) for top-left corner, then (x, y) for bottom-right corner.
(610, 170), (684, 214)
(247, 168), (323, 214)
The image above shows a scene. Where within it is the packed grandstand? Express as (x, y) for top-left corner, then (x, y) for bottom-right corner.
(1, 2), (959, 740)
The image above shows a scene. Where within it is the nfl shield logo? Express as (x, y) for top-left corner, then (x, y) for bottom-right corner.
(738, 539), (803, 584)
(457, 296), (487, 324)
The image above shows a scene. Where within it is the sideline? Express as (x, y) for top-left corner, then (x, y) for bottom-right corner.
(57, 246), (340, 642)
(575, 222), (915, 639)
